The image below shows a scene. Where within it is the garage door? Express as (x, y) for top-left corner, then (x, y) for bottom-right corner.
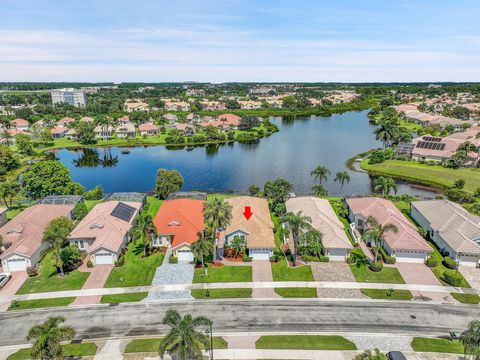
(458, 255), (479, 267)
(250, 249), (271, 261)
(6, 258), (28, 271)
(395, 251), (427, 263)
(177, 250), (194, 262)
(95, 253), (114, 265)
(327, 249), (348, 262)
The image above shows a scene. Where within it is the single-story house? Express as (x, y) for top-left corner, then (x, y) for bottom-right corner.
(0, 208), (7, 227)
(124, 100), (149, 112)
(411, 200), (480, 266)
(162, 114), (178, 122)
(175, 123), (196, 135)
(347, 197), (432, 263)
(0, 203), (76, 271)
(11, 118), (29, 131)
(80, 116), (95, 123)
(56, 117), (75, 127)
(286, 196), (353, 261)
(165, 101), (190, 112)
(138, 123), (159, 136)
(51, 126), (68, 139)
(153, 199), (205, 262)
(66, 128), (78, 140)
(219, 196), (276, 260)
(94, 125), (114, 139)
(116, 122), (136, 138)
(69, 200), (142, 265)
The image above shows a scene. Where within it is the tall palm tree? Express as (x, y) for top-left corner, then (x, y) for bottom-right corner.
(373, 176), (398, 196)
(191, 232), (213, 268)
(26, 316), (75, 360)
(461, 320), (480, 360)
(282, 211), (313, 260)
(311, 165), (330, 185)
(133, 214), (157, 256)
(299, 229), (323, 257)
(374, 125), (393, 148)
(0, 180), (20, 207)
(363, 216), (398, 262)
(334, 171), (351, 194)
(159, 309), (212, 360)
(203, 197), (232, 263)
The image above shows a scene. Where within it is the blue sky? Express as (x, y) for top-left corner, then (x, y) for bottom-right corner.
(1, 0), (479, 82)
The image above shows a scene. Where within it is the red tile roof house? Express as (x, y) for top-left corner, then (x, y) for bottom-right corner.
(153, 199), (205, 262)
(12, 118), (29, 131)
(68, 201), (142, 265)
(138, 123), (159, 136)
(56, 117), (75, 127)
(51, 126), (68, 139)
(346, 197), (432, 263)
(0, 203), (76, 271)
(199, 114), (242, 131)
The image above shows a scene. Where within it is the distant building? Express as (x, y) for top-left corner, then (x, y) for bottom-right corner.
(51, 88), (87, 107)
(124, 99), (149, 112)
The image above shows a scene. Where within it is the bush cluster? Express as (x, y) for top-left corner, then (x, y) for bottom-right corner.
(26, 265), (39, 277)
(442, 272), (462, 286)
(114, 256), (125, 267)
(443, 256), (459, 270)
(369, 261), (383, 272)
(169, 255), (178, 264)
(302, 254), (329, 262)
(425, 256), (438, 268)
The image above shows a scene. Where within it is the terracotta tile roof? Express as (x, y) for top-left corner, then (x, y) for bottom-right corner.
(56, 117), (75, 126)
(216, 114), (241, 126)
(153, 199), (205, 250)
(0, 204), (74, 258)
(347, 197), (432, 252)
(221, 196), (275, 249)
(69, 201), (142, 253)
(12, 118), (29, 127)
(412, 200), (480, 255)
(286, 197), (352, 250)
(51, 126), (67, 135)
(138, 123), (158, 131)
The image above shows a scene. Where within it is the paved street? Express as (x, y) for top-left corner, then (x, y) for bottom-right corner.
(0, 299), (478, 347)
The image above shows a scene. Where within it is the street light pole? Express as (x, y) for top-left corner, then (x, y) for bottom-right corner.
(206, 321), (213, 360)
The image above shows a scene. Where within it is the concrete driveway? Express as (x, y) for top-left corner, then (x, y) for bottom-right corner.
(395, 263), (454, 303)
(0, 271), (28, 311)
(458, 265), (480, 289)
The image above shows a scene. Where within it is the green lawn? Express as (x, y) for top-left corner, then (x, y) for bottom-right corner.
(125, 337), (227, 353)
(17, 252), (90, 294)
(255, 335), (357, 350)
(411, 337), (464, 354)
(191, 288), (252, 299)
(104, 242), (164, 288)
(274, 287), (317, 298)
(84, 199), (102, 212)
(451, 292), (480, 304)
(361, 288), (412, 300)
(146, 196), (163, 218)
(193, 265), (252, 283)
(350, 264), (405, 284)
(9, 297), (75, 311)
(361, 159), (480, 195)
(271, 259), (314, 281)
(427, 241), (470, 288)
(100, 292), (148, 304)
(7, 343), (98, 360)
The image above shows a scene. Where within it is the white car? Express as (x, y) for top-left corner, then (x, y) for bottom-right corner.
(0, 272), (11, 289)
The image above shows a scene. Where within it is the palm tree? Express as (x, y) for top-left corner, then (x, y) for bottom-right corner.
(203, 197), (232, 264)
(334, 171), (351, 194)
(159, 309), (212, 360)
(299, 229), (323, 257)
(311, 165), (330, 185)
(191, 232), (213, 268)
(26, 316), (75, 360)
(1, 130), (13, 146)
(312, 184), (328, 197)
(374, 125), (393, 148)
(0, 180), (20, 208)
(373, 176), (398, 196)
(363, 216), (398, 262)
(133, 214), (157, 256)
(282, 211), (313, 261)
(461, 320), (480, 359)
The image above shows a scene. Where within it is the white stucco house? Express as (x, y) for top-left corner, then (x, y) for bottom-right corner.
(411, 200), (480, 266)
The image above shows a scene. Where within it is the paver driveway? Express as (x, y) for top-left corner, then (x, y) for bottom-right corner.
(72, 264), (113, 305)
(0, 271), (28, 310)
(458, 265), (480, 289)
(252, 260), (279, 298)
(395, 262), (454, 303)
(311, 262), (366, 299)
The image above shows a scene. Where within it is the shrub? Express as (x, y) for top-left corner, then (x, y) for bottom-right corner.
(165, 135), (185, 144)
(73, 202), (88, 220)
(453, 178), (465, 189)
(114, 256), (125, 267)
(8, 300), (20, 310)
(169, 255), (178, 264)
(443, 256), (458, 269)
(425, 256), (438, 268)
(377, 246), (396, 264)
(87, 260), (93, 268)
(368, 149), (386, 164)
(243, 255), (252, 262)
(26, 265), (39, 277)
(346, 255), (356, 264)
(302, 255), (329, 262)
(269, 255), (279, 263)
(192, 134), (207, 143)
(369, 261), (383, 272)
(443, 272), (462, 287)
(84, 185), (103, 200)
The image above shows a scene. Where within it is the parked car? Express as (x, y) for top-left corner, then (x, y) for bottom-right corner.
(0, 272), (11, 289)
(387, 351), (407, 360)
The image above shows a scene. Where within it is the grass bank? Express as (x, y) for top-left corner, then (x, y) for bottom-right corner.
(193, 265), (252, 283)
(271, 259), (314, 281)
(100, 292), (148, 304)
(124, 337), (227, 353)
(411, 337), (464, 354)
(274, 287), (317, 298)
(191, 288), (252, 299)
(8, 297), (75, 311)
(7, 343), (98, 360)
(361, 288), (412, 300)
(255, 335), (357, 350)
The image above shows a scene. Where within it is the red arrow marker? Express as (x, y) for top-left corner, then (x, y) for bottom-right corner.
(243, 206), (253, 220)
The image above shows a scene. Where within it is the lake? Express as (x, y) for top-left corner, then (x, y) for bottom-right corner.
(55, 110), (437, 198)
